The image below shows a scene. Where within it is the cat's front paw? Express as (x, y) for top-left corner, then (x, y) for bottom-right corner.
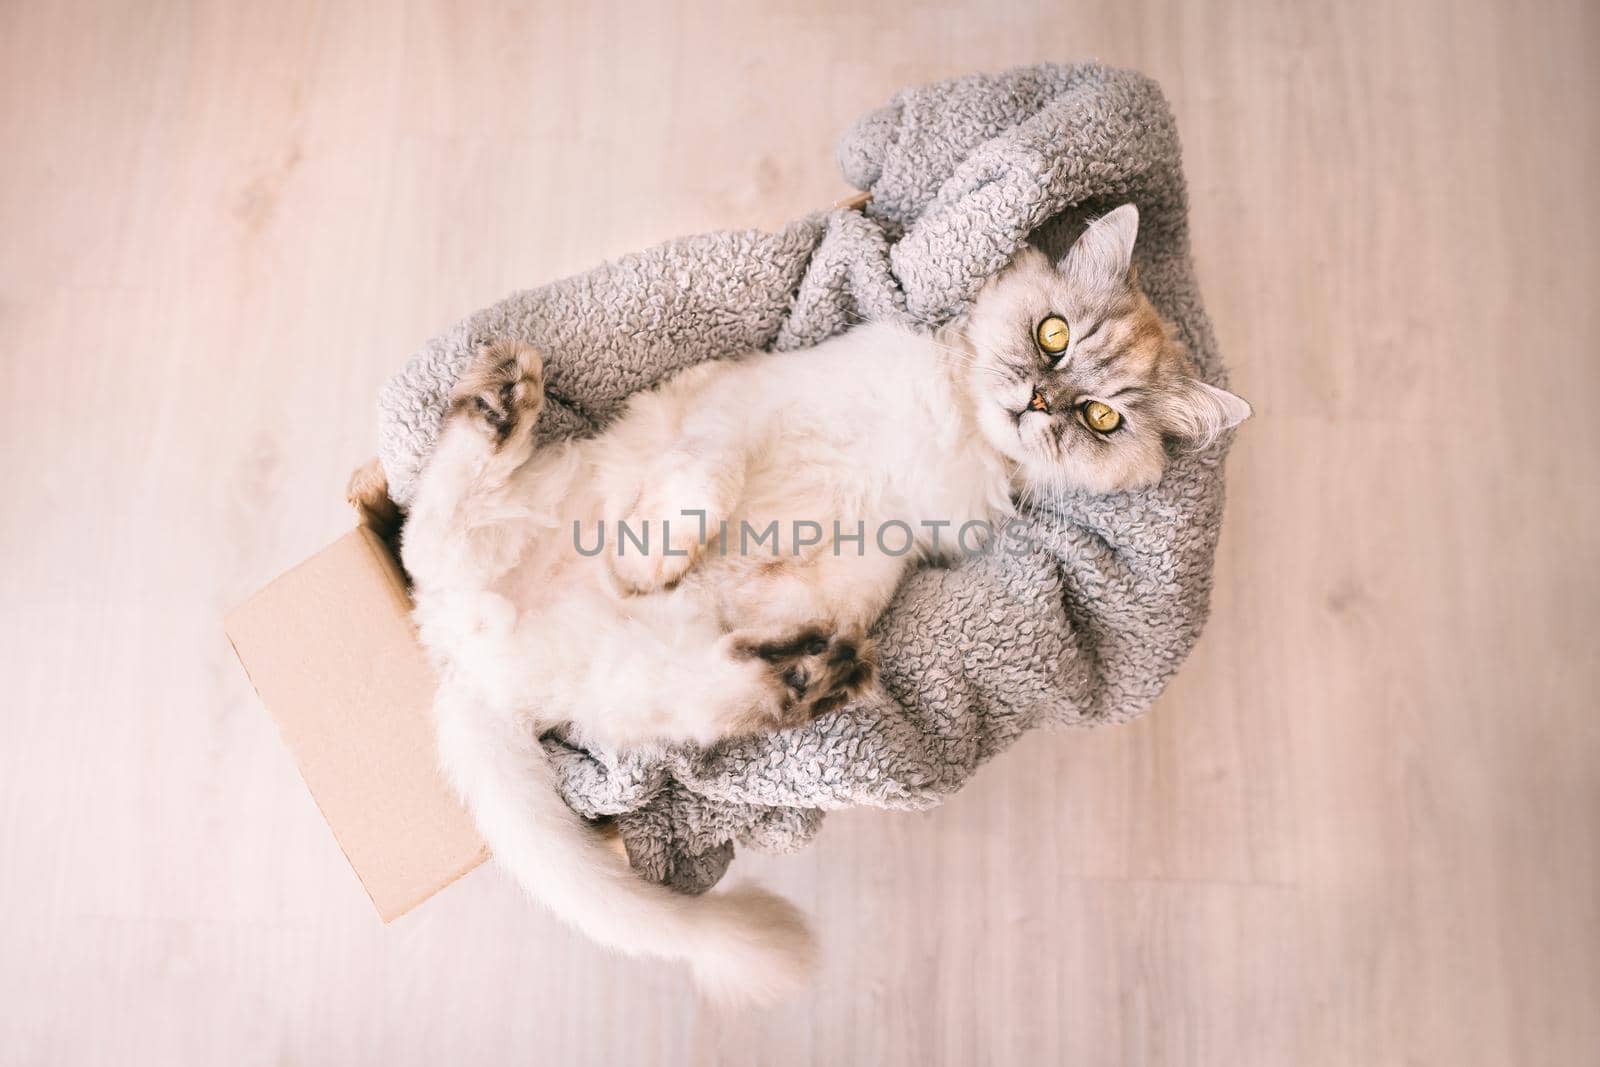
(608, 537), (697, 596)
(448, 339), (545, 448)
(607, 501), (705, 593)
(605, 472), (720, 595)
(732, 626), (877, 727)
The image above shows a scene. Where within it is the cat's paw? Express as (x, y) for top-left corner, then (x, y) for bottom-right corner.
(731, 626), (877, 727)
(448, 339), (545, 448)
(605, 471), (720, 595)
(608, 535), (697, 596)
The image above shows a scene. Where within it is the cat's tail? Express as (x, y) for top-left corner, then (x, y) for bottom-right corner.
(436, 685), (816, 1007)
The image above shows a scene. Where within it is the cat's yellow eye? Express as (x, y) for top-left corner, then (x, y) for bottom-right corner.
(1083, 400), (1122, 433)
(1036, 315), (1070, 354)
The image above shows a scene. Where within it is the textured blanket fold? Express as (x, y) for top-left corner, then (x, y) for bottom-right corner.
(376, 62), (1234, 893)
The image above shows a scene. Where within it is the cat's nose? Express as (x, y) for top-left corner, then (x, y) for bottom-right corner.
(1027, 388), (1052, 414)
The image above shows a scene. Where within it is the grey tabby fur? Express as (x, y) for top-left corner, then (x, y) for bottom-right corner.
(376, 63), (1236, 892)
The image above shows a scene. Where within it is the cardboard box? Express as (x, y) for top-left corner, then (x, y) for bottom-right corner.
(225, 526), (488, 921)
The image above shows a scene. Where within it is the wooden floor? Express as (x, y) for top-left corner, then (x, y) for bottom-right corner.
(2, 1), (1596, 1064)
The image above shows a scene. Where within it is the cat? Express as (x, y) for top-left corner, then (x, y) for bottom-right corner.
(389, 204), (1250, 1006)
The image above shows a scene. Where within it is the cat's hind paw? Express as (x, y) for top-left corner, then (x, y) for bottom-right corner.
(448, 339), (545, 448)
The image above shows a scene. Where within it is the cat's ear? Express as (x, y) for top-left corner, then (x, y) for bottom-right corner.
(1163, 378), (1253, 446)
(1060, 204), (1139, 289)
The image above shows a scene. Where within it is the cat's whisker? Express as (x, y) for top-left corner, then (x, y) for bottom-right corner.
(831, 309), (1010, 382)
(919, 342), (1014, 382)
(915, 335), (1009, 374)
(827, 333), (1011, 391)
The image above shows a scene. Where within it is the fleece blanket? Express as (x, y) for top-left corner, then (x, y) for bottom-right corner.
(376, 63), (1235, 892)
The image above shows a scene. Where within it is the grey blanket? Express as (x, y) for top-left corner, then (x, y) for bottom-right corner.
(376, 63), (1235, 893)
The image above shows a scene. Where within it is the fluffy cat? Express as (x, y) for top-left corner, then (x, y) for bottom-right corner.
(393, 205), (1249, 1006)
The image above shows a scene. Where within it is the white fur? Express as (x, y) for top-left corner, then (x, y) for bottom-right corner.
(400, 209), (1250, 1006)
(403, 324), (1012, 1007)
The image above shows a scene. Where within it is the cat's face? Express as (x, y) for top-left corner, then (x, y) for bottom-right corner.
(960, 205), (1250, 495)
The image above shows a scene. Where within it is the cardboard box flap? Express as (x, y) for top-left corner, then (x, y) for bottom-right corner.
(226, 527), (488, 921)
